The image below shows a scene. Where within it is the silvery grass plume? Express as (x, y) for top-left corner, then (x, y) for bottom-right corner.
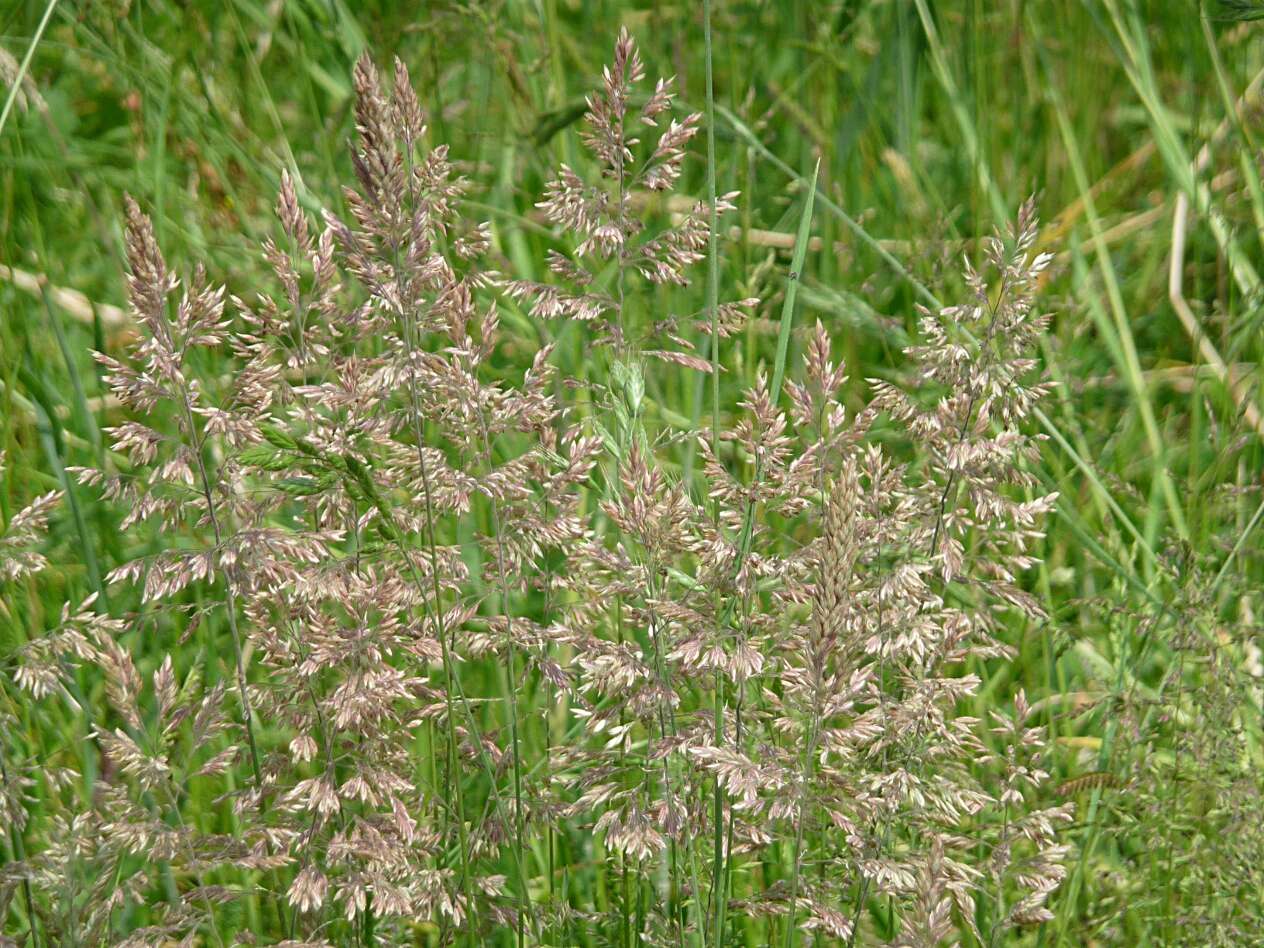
(504, 27), (755, 371)
(755, 205), (1072, 946)
(2, 29), (1071, 948)
(527, 32), (1070, 944)
(546, 199), (1070, 944)
(0, 453), (61, 940)
(8, 205), (276, 946)
(0, 453), (59, 587)
(227, 53), (599, 939)
(12, 51), (597, 947)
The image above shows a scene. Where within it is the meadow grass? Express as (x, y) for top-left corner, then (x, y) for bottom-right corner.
(2, 2), (1264, 945)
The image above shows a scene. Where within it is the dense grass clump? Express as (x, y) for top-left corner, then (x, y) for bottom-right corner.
(3, 3), (1264, 946)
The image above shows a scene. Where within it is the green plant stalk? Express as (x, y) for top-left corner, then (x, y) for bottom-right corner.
(337, 447), (539, 939)
(387, 131), (483, 942)
(156, 777), (227, 948)
(0, 0), (59, 140)
(735, 158), (818, 948)
(782, 714), (822, 948)
(702, 3), (729, 945)
(475, 405), (532, 948)
(1212, 493), (1264, 592)
(722, 157), (819, 611)
(398, 361), (480, 943)
(713, 159), (819, 948)
(17, 360), (105, 608)
(171, 350), (265, 792)
(769, 159), (820, 407)
(712, 104), (939, 310)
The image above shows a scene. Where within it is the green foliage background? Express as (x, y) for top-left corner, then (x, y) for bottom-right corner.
(3, 0), (1264, 943)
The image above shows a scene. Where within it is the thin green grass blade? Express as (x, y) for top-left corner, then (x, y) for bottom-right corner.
(912, 0), (1010, 227)
(769, 158), (819, 407)
(704, 3), (729, 945)
(1032, 28), (1189, 541)
(1212, 493), (1264, 592)
(0, 0), (58, 140)
(715, 103), (939, 309)
(1102, 0), (1260, 297)
(1200, 13), (1264, 247)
